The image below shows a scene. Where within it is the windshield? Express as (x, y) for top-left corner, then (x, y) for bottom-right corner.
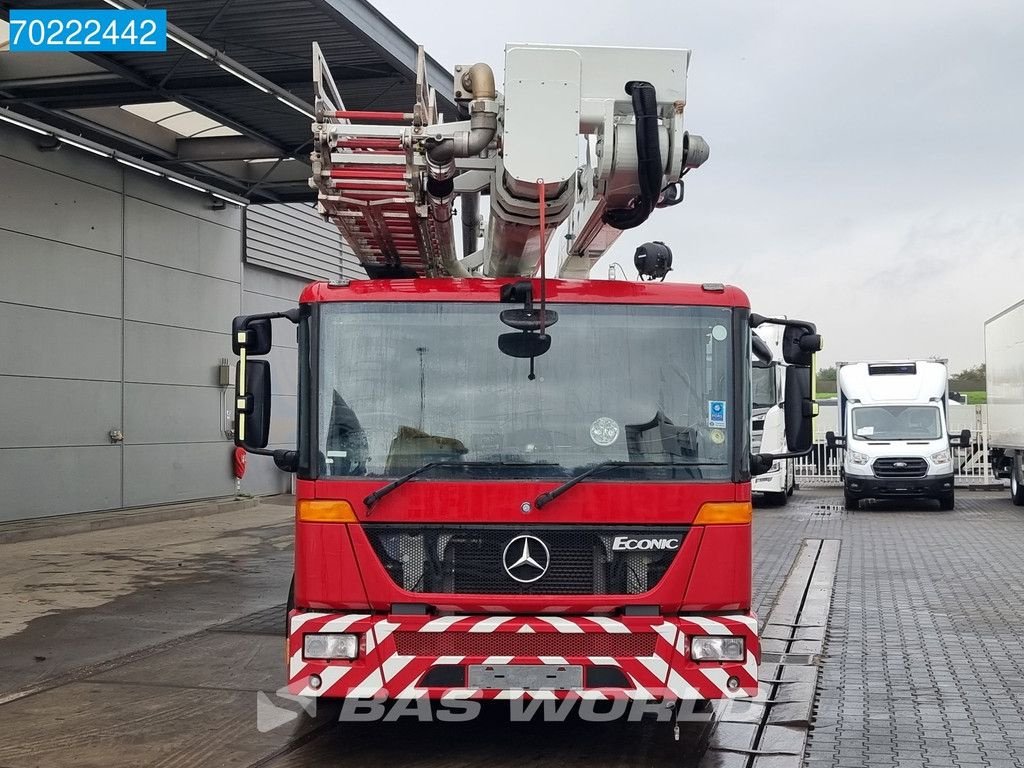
(751, 364), (777, 409)
(316, 302), (736, 481)
(850, 405), (943, 441)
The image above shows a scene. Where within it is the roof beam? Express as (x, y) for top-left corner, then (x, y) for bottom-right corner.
(313, 0), (456, 112)
(176, 135), (285, 162)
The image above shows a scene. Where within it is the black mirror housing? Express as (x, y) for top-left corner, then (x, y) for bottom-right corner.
(782, 323), (821, 367)
(784, 366), (814, 453)
(232, 316), (272, 356)
(750, 453), (774, 477)
(958, 429), (971, 447)
(498, 332), (551, 359)
(235, 359), (272, 449)
(825, 430), (845, 449)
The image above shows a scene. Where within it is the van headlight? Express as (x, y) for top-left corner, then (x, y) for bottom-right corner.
(931, 450), (950, 465)
(691, 636), (746, 662)
(848, 450), (869, 465)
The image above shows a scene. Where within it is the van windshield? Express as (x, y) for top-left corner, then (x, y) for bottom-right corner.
(850, 405), (942, 441)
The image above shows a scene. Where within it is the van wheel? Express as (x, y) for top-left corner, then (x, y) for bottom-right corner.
(1011, 463), (1024, 506)
(939, 492), (955, 511)
(844, 491), (859, 511)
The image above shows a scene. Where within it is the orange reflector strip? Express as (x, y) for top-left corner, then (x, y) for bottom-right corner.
(694, 501), (752, 525)
(297, 499), (357, 523)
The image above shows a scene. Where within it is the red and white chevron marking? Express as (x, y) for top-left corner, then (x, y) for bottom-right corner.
(288, 612), (759, 701)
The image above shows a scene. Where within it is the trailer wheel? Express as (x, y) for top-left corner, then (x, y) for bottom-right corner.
(939, 492), (955, 511)
(1011, 460), (1024, 507)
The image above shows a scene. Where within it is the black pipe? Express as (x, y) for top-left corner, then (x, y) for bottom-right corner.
(461, 192), (479, 257)
(602, 81), (662, 231)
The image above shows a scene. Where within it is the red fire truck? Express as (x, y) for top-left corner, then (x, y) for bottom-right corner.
(231, 42), (820, 707)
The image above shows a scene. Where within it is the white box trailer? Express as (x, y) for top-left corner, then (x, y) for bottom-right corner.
(826, 360), (969, 510)
(985, 300), (1024, 505)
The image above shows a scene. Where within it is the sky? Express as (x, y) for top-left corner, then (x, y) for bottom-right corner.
(370, 0), (1024, 372)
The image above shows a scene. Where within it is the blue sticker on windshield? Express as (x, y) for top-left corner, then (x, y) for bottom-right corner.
(708, 400), (727, 428)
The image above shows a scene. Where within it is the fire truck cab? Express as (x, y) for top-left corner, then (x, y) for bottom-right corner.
(230, 40), (821, 706)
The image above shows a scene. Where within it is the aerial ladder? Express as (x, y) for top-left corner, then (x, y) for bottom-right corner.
(309, 42), (710, 280)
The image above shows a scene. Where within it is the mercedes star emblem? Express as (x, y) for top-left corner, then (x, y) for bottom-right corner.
(502, 534), (550, 583)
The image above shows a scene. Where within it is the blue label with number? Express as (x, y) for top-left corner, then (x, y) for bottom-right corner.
(708, 400), (727, 428)
(9, 9), (167, 52)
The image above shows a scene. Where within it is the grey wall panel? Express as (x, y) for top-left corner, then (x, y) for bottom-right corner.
(242, 451), (292, 496)
(0, 446), (121, 521)
(122, 442), (235, 507)
(124, 197), (241, 282)
(0, 231), (122, 317)
(0, 304), (121, 381)
(124, 323), (229, 387)
(268, 395), (298, 445)
(0, 378), (120, 449)
(242, 264), (312, 302)
(124, 259), (239, 335)
(123, 383), (230, 445)
(245, 203), (366, 281)
(0, 123), (122, 193)
(0, 155), (123, 254)
(125, 171), (244, 227)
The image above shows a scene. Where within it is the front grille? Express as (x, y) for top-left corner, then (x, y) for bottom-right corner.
(363, 525), (687, 595)
(873, 457), (928, 478)
(393, 630), (658, 657)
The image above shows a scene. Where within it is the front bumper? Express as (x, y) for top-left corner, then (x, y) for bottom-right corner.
(845, 473), (954, 499)
(288, 611), (759, 701)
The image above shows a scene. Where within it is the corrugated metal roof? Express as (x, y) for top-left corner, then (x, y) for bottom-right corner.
(245, 202), (366, 281)
(0, 0), (456, 202)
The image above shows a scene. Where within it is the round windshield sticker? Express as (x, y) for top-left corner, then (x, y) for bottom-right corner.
(590, 417), (620, 446)
(711, 325), (728, 342)
(710, 428), (726, 445)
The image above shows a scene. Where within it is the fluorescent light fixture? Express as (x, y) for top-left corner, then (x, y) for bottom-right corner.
(59, 136), (110, 158)
(276, 96), (315, 120)
(102, 0), (126, 7)
(218, 63), (270, 94)
(210, 191), (246, 206)
(167, 32), (212, 61)
(0, 112), (51, 136)
(115, 156), (163, 177)
(167, 176), (207, 193)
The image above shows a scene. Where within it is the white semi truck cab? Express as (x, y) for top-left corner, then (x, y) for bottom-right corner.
(751, 325), (796, 503)
(826, 361), (969, 510)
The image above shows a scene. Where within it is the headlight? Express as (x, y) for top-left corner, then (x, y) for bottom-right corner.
(304, 633), (359, 660)
(691, 635), (746, 662)
(848, 450), (869, 465)
(931, 450), (950, 464)
(768, 461), (781, 473)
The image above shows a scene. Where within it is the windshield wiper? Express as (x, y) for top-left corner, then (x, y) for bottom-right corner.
(364, 460), (555, 511)
(534, 460), (724, 509)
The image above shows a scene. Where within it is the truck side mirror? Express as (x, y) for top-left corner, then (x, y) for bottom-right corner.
(784, 366), (814, 453)
(782, 323), (822, 367)
(232, 316), (272, 356)
(235, 360), (272, 449)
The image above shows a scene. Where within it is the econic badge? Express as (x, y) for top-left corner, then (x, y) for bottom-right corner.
(8, 9), (167, 52)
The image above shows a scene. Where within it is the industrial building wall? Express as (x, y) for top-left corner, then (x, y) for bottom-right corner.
(0, 123), (356, 522)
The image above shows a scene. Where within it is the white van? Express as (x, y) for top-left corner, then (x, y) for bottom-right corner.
(827, 361), (969, 510)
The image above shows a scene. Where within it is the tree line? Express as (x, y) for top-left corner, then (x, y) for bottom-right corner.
(816, 363), (986, 392)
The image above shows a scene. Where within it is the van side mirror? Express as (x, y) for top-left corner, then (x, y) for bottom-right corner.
(953, 428), (971, 448)
(826, 430), (846, 449)
(784, 366), (814, 453)
(235, 359), (271, 449)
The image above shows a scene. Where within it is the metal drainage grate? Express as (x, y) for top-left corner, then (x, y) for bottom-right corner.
(812, 504), (845, 516)
(212, 604), (286, 635)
